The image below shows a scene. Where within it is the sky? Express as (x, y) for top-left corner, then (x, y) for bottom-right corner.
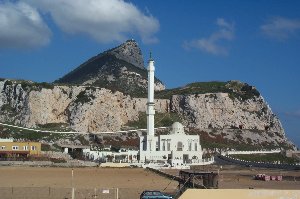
(0, 0), (299, 148)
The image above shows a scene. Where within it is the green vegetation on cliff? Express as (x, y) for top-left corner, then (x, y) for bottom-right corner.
(2, 79), (54, 92)
(125, 112), (182, 129)
(0, 124), (89, 145)
(188, 128), (294, 151)
(156, 81), (260, 101)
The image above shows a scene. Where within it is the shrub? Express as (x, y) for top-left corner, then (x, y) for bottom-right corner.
(125, 112), (182, 129)
(74, 90), (95, 104)
(41, 144), (51, 151)
(155, 81), (260, 101)
(50, 158), (67, 163)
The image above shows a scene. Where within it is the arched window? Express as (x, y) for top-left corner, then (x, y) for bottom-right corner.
(177, 142), (183, 151)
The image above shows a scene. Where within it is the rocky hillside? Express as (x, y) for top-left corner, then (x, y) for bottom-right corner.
(168, 82), (294, 149)
(0, 40), (295, 150)
(0, 80), (169, 132)
(0, 79), (295, 149)
(54, 39), (165, 97)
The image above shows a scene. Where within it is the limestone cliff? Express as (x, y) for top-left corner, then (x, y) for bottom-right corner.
(157, 81), (294, 149)
(170, 92), (281, 132)
(0, 80), (169, 132)
(170, 93), (293, 148)
(0, 79), (295, 149)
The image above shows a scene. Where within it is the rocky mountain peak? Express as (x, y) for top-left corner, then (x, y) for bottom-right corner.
(54, 39), (165, 97)
(109, 39), (144, 69)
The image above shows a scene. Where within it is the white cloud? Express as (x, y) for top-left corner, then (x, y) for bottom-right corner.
(0, 1), (51, 49)
(184, 18), (234, 56)
(261, 17), (300, 40)
(284, 110), (300, 118)
(25, 0), (159, 44)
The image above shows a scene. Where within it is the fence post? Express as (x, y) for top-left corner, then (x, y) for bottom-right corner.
(72, 187), (75, 199)
(116, 188), (119, 199)
(71, 169), (75, 199)
(94, 188), (97, 199)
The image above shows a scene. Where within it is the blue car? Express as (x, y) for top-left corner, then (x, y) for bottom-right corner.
(140, 190), (173, 199)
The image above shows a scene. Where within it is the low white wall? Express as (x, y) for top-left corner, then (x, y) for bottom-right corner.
(222, 150), (281, 155)
(190, 157), (215, 165)
(100, 163), (130, 167)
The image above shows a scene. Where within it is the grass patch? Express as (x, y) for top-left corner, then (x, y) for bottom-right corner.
(189, 129), (287, 151)
(0, 124), (85, 143)
(37, 123), (75, 132)
(0, 122), (93, 147)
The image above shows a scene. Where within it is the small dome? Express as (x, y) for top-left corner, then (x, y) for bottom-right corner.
(170, 122), (184, 134)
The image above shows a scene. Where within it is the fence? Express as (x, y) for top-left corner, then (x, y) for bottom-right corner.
(0, 187), (176, 199)
(219, 155), (300, 170)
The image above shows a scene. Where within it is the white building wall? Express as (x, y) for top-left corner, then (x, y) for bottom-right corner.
(83, 149), (139, 162)
(139, 132), (203, 163)
(0, 138), (13, 142)
(159, 134), (201, 152)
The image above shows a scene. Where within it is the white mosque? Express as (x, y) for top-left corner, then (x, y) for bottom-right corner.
(138, 55), (204, 166)
(83, 54), (212, 167)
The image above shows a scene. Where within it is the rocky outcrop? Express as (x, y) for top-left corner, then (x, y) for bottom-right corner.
(0, 79), (295, 149)
(0, 80), (169, 132)
(170, 93), (282, 132)
(170, 92), (294, 149)
(110, 39), (144, 69)
(55, 39), (165, 96)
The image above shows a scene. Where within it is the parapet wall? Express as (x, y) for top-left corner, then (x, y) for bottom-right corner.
(219, 155), (300, 170)
(222, 150), (281, 155)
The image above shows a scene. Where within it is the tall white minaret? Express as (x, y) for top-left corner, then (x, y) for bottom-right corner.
(147, 52), (155, 137)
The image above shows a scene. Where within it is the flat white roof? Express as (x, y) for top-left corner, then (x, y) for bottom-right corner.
(0, 138), (13, 142)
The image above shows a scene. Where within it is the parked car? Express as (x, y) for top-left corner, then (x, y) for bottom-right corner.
(140, 190), (173, 199)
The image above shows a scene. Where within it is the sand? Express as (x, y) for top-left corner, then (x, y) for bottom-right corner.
(164, 165), (300, 190)
(0, 167), (178, 199)
(0, 165), (299, 199)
